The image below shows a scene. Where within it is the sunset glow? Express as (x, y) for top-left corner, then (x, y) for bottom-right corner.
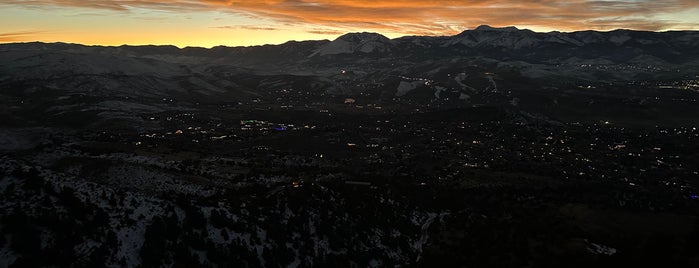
(2, 0), (699, 47)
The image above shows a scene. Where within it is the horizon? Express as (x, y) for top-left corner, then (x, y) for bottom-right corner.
(2, 25), (699, 49)
(2, 0), (699, 48)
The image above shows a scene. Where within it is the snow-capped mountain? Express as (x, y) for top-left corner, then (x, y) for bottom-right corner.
(444, 25), (540, 48)
(310, 32), (393, 56)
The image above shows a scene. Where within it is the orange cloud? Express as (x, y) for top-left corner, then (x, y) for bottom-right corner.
(3, 0), (699, 36)
(0, 31), (44, 42)
(212, 25), (279, 31)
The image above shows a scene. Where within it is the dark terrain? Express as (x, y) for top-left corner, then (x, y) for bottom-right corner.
(1, 26), (699, 267)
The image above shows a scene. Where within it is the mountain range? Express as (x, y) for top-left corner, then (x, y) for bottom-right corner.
(2, 25), (699, 128)
(2, 26), (699, 267)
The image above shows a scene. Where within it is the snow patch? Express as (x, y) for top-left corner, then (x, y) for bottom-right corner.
(587, 242), (617, 256)
(396, 81), (423, 97)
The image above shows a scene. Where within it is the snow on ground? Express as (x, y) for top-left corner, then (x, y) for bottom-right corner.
(4, 159), (172, 267)
(486, 76), (498, 93)
(0, 238), (17, 268)
(396, 81), (423, 97)
(454, 73), (478, 93)
(434, 86), (447, 99)
(587, 242), (617, 256)
(413, 212), (450, 262)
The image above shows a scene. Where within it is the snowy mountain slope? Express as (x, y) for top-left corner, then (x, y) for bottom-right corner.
(310, 32), (393, 56)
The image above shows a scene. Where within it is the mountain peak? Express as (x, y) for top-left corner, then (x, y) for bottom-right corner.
(309, 32), (393, 56)
(335, 32), (390, 43)
(474, 25), (520, 32)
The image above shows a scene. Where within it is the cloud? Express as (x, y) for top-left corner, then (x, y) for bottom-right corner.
(305, 28), (346, 35)
(0, 31), (43, 42)
(212, 25), (279, 31)
(3, 0), (699, 34)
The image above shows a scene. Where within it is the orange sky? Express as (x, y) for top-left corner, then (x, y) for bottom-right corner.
(2, 0), (699, 47)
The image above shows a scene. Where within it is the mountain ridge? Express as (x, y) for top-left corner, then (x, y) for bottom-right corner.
(5, 26), (699, 67)
(2, 25), (699, 124)
(4, 25), (699, 50)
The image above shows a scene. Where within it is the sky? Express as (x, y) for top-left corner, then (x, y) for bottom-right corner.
(1, 0), (699, 47)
